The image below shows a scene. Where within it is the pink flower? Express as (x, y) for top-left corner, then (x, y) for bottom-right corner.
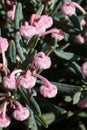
(13, 101), (29, 121)
(81, 62), (87, 76)
(3, 69), (22, 90)
(75, 34), (84, 44)
(7, 5), (16, 21)
(17, 70), (36, 89)
(40, 29), (64, 41)
(80, 19), (87, 26)
(30, 14), (53, 29)
(30, 14), (40, 26)
(5, 0), (15, 7)
(0, 37), (9, 66)
(61, 2), (76, 16)
(37, 15), (53, 29)
(77, 97), (87, 108)
(30, 14), (53, 35)
(61, 2), (86, 16)
(0, 102), (11, 128)
(0, 37), (8, 53)
(32, 52), (51, 70)
(19, 22), (37, 39)
(51, 29), (64, 41)
(34, 74), (57, 98)
(33, 23), (46, 35)
(40, 84), (57, 98)
(0, 63), (4, 72)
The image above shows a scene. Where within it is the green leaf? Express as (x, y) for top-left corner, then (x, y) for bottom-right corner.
(54, 49), (74, 60)
(73, 92), (81, 104)
(27, 35), (39, 52)
(23, 89), (41, 116)
(52, 81), (80, 94)
(36, 96), (66, 115)
(36, 5), (44, 15)
(42, 113), (56, 125)
(29, 111), (38, 130)
(15, 32), (25, 62)
(69, 15), (81, 30)
(8, 40), (16, 63)
(35, 116), (48, 128)
(0, 128), (2, 130)
(67, 62), (85, 78)
(14, 3), (23, 30)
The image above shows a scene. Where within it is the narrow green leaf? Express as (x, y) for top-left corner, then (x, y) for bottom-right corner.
(23, 89), (41, 116)
(54, 49), (74, 60)
(42, 113), (56, 125)
(36, 95), (66, 115)
(35, 115), (48, 128)
(14, 3), (23, 30)
(27, 35), (39, 52)
(0, 127), (2, 130)
(73, 92), (81, 104)
(8, 40), (16, 63)
(29, 111), (38, 130)
(52, 81), (80, 94)
(36, 5), (44, 15)
(67, 61), (85, 78)
(15, 32), (25, 62)
(70, 15), (81, 29)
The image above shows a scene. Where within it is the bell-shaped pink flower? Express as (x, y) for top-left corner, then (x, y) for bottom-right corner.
(0, 37), (9, 66)
(40, 84), (57, 98)
(77, 97), (87, 108)
(37, 15), (53, 29)
(61, 2), (86, 16)
(81, 62), (87, 77)
(30, 14), (53, 35)
(19, 22), (37, 39)
(13, 101), (29, 121)
(80, 19), (87, 26)
(75, 34), (84, 44)
(32, 52), (51, 70)
(30, 14), (40, 26)
(30, 14), (53, 29)
(40, 29), (64, 41)
(61, 2), (76, 16)
(17, 70), (36, 89)
(34, 74), (57, 98)
(5, 0), (15, 7)
(0, 102), (11, 128)
(7, 5), (16, 21)
(33, 22), (46, 35)
(3, 69), (22, 90)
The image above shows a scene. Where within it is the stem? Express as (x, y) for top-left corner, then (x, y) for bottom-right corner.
(73, 2), (86, 14)
(10, 69), (22, 77)
(24, 21), (29, 27)
(14, 101), (23, 111)
(0, 93), (7, 96)
(40, 29), (64, 38)
(2, 102), (8, 118)
(0, 97), (5, 101)
(34, 73), (50, 87)
(2, 50), (6, 67)
(13, 5), (16, 12)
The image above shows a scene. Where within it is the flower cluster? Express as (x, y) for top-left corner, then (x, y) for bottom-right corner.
(19, 14), (64, 41)
(1, 1), (87, 129)
(6, 0), (16, 21)
(0, 36), (57, 128)
(0, 100), (29, 128)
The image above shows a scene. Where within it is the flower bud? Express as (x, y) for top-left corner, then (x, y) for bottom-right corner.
(32, 52), (51, 70)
